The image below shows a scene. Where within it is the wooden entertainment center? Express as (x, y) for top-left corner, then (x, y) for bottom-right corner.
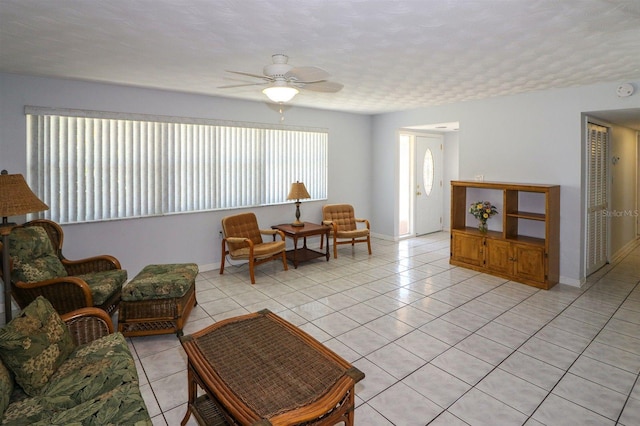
(450, 181), (560, 289)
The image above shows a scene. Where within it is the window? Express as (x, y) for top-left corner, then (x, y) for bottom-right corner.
(423, 148), (434, 196)
(398, 133), (412, 236)
(26, 107), (327, 224)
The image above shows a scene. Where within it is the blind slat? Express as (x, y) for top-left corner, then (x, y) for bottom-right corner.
(26, 112), (327, 224)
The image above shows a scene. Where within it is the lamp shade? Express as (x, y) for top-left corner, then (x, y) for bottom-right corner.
(0, 172), (49, 220)
(287, 181), (311, 201)
(263, 85), (299, 103)
(0, 171), (49, 322)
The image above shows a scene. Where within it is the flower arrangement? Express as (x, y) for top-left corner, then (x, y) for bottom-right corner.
(469, 201), (498, 232)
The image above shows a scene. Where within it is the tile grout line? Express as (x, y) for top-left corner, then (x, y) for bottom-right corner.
(422, 251), (639, 424)
(520, 278), (640, 425)
(139, 235), (640, 424)
(424, 283), (569, 424)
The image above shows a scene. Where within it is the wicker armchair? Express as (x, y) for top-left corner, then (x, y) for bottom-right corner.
(220, 212), (288, 284)
(321, 204), (372, 259)
(0, 219), (126, 315)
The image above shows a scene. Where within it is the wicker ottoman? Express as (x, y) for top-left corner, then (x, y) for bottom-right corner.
(118, 263), (198, 337)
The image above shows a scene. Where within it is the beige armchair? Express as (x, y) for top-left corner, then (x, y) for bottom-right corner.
(220, 212), (288, 284)
(321, 204), (372, 259)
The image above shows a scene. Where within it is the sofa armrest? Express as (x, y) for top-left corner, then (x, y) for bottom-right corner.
(322, 220), (337, 231)
(61, 307), (114, 346)
(225, 237), (250, 244)
(261, 229), (286, 241)
(355, 218), (371, 229)
(13, 277), (94, 315)
(62, 255), (121, 275)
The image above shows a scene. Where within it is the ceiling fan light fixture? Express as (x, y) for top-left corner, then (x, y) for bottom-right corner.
(262, 85), (299, 103)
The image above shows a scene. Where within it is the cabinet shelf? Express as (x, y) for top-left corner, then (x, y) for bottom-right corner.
(450, 180), (560, 289)
(504, 234), (545, 246)
(453, 227), (502, 238)
(506, 211), (546, 221)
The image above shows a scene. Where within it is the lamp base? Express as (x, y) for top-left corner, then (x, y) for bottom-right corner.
(291, 201), (304, 227)
(1, 221), (17, 324)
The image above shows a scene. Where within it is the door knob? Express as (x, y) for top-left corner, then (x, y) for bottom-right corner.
(416, 192), (422, 196)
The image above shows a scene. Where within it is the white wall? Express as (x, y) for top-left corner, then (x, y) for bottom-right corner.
(443, 131), (460, 231)
(2, 72), (640, 297)
(371, 80), (640, 286)
(0, 73), (372, 281)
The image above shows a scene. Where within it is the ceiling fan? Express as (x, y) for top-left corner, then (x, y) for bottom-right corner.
(219, 54), (343, 103)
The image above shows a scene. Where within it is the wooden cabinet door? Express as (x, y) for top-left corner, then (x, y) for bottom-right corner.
(513, 243), (545, 283)
(485, 238), (512, 275)
(451, 232), (484, 267)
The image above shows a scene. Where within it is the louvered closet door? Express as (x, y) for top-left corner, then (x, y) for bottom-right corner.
(586, 123), (609, 275)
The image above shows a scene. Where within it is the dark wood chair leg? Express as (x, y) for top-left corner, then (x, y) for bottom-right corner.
(219, 240), (227, 275)
(248, 257), (256, 284)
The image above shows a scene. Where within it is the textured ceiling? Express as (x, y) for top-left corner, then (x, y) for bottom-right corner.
(1, 0), (639, 115)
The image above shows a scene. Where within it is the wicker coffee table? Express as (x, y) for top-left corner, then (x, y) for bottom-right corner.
(179, 309), (364, 425)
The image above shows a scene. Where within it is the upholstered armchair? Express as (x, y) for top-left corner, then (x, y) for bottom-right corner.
(321, 204), (372, 259)
(220, 212), (288, 284)
(0, 219), (126, 315)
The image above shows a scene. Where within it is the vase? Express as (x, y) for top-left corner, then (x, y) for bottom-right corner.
(478, 221), (488, 233)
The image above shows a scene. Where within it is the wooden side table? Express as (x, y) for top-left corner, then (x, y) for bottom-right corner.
(271, 222), (330, 268)
(179, 310), (364, 425)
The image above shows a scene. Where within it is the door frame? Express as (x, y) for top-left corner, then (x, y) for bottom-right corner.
(398, 131), (444, 238)
(584, 117), (611, 276)
(637, 131), (640, 237)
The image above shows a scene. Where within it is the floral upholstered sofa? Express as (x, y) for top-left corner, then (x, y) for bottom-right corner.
(0, 297), (151, 425)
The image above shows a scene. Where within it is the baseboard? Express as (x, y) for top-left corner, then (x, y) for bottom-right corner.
(370, 232), (395, 241)
(558, 276), (584, 288)
(611, 237), (640, 264)
(198, 262), (219, 273)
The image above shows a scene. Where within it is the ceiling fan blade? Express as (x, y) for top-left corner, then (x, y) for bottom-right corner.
(286, 66), (330, 83)
(226, 70), (271, 80)
(218, 82), (268, 89)
(301, 81), (344, 93)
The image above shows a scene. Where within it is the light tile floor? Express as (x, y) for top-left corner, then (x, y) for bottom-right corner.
(125, 232), (640, 426)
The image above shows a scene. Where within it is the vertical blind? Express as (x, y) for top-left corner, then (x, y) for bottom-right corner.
(26, 107), (327, 224)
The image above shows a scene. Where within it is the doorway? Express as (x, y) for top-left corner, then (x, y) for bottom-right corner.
(398, 132), (444, 237)
(585, 122), (610, 275)
(584, 108), (640, 278)
(415, 135), (443, 235)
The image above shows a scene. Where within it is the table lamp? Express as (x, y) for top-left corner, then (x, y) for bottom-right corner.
(286, 181), (311, 227)
(0, 170), (49, 323)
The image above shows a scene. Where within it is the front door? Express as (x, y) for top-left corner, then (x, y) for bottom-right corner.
(415, 135), (443, 235)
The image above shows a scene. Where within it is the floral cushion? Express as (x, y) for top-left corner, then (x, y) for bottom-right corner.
(0, 297), (74, 396)
(0, 361), (12, 420)
(8, 227), (68, 283)
(1, 332), (151, 425)
(121, 263), (198, 302)
(75, 269), (127, 306)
